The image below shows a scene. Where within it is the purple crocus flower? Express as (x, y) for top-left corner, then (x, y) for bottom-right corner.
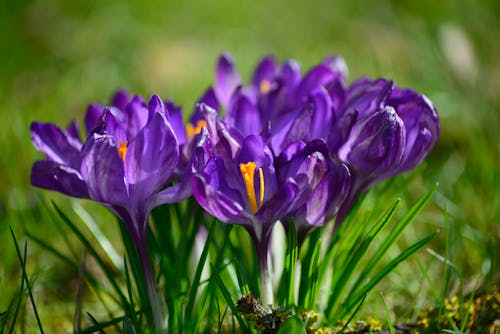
(276, 139), (351, 245)
(330, 78), (440, 223)
(31, 91), (189, 331)
(191, 105), (331, 305)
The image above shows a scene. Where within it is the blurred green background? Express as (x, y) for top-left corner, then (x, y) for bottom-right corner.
(1, 0), (499, 331)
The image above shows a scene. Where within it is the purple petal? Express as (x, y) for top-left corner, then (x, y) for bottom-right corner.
(101, 108), (127, 144)
(225, 92), (261, 137)
(80, 134), (129, 206)
(124, 110), (179, 202)
(388, 91), (440, 174)
(325, 78), (347, 117)
(257, 179), (299, 224)
(342, 78), (394, 118)
(153, 177), (192, 205)
(66, 120), (81, 141)
(31, 160), (89, 198)
(111, 89), (132, 110)
(251, 56), (278, 87)
(125, 95), (149, 139)
(267, 88), (332, 155)
(339, 106), (405, 179)
(237, 135), (278, 202)
(192, 157), (252, 225)
(279, 59), (301, 92)
(191, 127), (213, 172)
(237, 135), (273, 170)
(322, 55), (349, 80)
(309, 88), (334, 138)
(328, 110), (358, 154)
(214, 53), (241, 109)
(295, 163), (350, 228)
(294, 64), (339, 102)
(165, 100), (187, 145)
(31, 122), (82, 167)
(85, 103), (104, 135)
(193, 88), (219, 124)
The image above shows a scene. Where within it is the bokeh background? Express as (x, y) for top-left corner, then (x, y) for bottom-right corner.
(1, 0), (499, 331)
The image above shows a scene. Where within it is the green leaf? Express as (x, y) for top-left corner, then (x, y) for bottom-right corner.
(52, 202), (129, 308)
(278, 220), (298, 308)
(184, 221), (215, 329)
(212, 267), (250, 333)
(9, 227), (45, 334)
(324, 198), (400, 320)
(341, 232), (437, 317)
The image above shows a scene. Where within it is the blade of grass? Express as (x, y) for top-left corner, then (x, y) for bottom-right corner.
(212, 266), (250, 333)
(349, 184), (438, 299)
(26, 230), (121, 305)
(8, 236), (26, 334)
(74, 250), (86, 333)
(52, 202), (129, 308)
(340, 232), (437, 318)
(379, 292), (396, 334)
(9, 227), (44, 334)
(304, 239), (322, 310)
(185, 221), (215, 326)
(278, 220), (298, 308)
(117, 220), (152, 325)
(338, 294), (367, 333)
(72, 201), (121, 271)
(123, 257), (140, 331)
(324, 199), (400, 319)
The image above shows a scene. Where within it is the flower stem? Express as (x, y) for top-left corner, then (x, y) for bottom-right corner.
(255, 229), (274, 307)
(136, 234), (167, 333)
(259, 254), (274, 307)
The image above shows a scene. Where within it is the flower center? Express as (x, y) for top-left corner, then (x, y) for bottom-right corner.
(239, 161), (265, 213)
(117, 141), (128, 162)
(186, 120), (207, 138)
(259, 80), (271, 94)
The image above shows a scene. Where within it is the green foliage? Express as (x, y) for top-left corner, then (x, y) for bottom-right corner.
(1, 1), (499, 332)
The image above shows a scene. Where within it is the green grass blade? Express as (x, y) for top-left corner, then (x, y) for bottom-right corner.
(304, 239), (322, 310)
(278, 220), (298, 308)
(341, 232), (437, 317)
(9, 227), (45, 334)
(74, 250), (86, 333)
(338, 294), (367, 333)
(211, 266), (250, 333)
(26, 230), (121, 305)
(51, 202), (129, 308)
(123, 258), (140, 332)
(8, 237), (26, 334)
(72, 201), (121, 271)
(355, 184), (438, 293)
(379, 292), (396, 334)
(324, 199), (399, 320)
(117, 221), (151, 325)
(185, 221), (215, 327)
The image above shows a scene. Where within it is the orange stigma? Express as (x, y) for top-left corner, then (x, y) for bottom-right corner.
(117, 141), (128, 162)
(239, 162), (265, 213)
(186, 120), (207, 138)
(259, 80), (271, 94)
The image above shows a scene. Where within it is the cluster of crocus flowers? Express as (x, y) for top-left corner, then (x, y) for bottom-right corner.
(30, 53), (440, 314)
(197, 53), (439, 228)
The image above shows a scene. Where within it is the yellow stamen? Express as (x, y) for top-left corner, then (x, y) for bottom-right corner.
(186, 120), (207, 138)
(117, 141), (128, 162)
(259, 167), (264, 207)
(259, 80), (271, 94)
(239, 162), (265, 213)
